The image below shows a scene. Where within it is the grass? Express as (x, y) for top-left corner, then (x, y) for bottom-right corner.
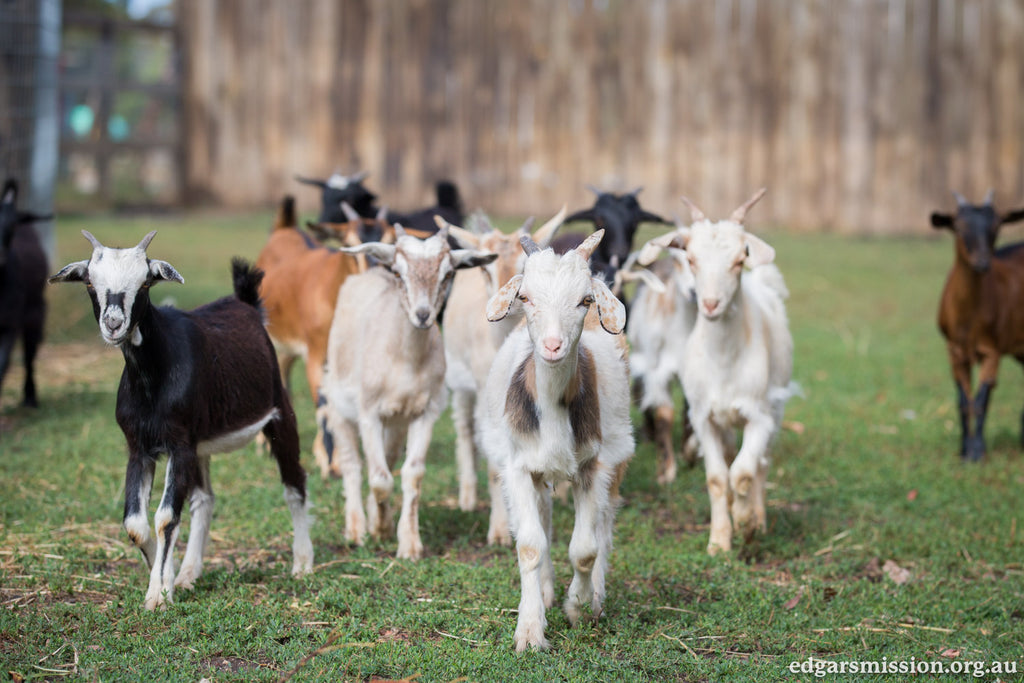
(1, 209), (1023, 682)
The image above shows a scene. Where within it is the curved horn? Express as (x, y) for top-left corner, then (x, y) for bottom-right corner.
(520, 234), (542, 256)
(137, 230), (158, 251)
(394, 223), (408, 239)
(575, 229), (605, 262)
(82, 230), (104, 250)
(516, 216), (536, 237)
(628, 186), (644, 196)
(953, 191), (970, 207)
(729, 187), (768, 224)
(533, 204), (567, 246)
(586, 184), (602, 197)
(341, 201), (361, 223)
(984, 188), (995, 206)
(350, 170), (370, 183)
(680, 196), (706, 223)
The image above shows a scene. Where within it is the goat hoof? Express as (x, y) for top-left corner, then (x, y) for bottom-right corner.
(963, 437), (986, 462)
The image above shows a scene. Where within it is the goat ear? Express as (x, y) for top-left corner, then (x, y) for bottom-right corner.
(638, 209), (669, 224)
(48, 260), (90, 284)
(591, 277), (626, 334)
(452, 249), (497, 270)
(930, 212), (954, 229)
(486, 274), (523, 322)
(637, 229), (689, 266)
(533, 205), (567, 247)
(340, 241), (397, 266)
(565, 207), (596, 224)
(149, 259), (184, 284)
(294, 175), (328, 189)
(743, 233), (775, 267)
(447, 225), (481, 249)
(1001, 208), (1024, 225)
(614, 268), (667, 295)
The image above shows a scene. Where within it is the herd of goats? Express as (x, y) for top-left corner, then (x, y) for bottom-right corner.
(0, 174), (1019, 650)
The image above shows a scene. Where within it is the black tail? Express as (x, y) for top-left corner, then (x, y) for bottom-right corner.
(435, 180), (462, 211)
(274, 195), (297, 230)
(231, 258), (264, 308)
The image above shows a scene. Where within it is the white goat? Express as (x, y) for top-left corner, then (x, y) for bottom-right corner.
(476, 230), (634, 652)
(624, 250), (699, 484)
(639, 188), (793, 554)
(440, 208), (565, 532)
(319, 225), (495, 559)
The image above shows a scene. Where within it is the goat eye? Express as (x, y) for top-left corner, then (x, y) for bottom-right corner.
(580, 295), (594, 308)
(518, 294), (529, 304)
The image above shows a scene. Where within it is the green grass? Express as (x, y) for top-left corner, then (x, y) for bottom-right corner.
(1, 211), (1022, 681)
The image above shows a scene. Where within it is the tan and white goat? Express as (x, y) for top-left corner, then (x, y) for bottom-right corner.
(639, 188), (794, 554)
(318, 226), (496, 559)
(439, 208), (565, 528)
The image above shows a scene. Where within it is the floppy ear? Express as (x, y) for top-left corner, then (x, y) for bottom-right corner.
(591, 277), (626, 334)
(445, 224), (481, 249)
(48, 260), (90, 284)
(486, 274), (523, 321)
(452, 249), (498, 270)
(930, 212), (954, 229)
(637, 229), (689, 266)
(294, 175), (328, 189)
(340, 241), (397, 266)
(149, 259), (185, 284)
(743, 233), (776, 267)
(1001, 208), (1024, 225)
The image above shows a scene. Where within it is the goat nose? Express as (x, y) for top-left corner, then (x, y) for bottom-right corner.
(415, 307), (431, 325)
(542, 337), (562, 355)
(702, 298), (719, 314)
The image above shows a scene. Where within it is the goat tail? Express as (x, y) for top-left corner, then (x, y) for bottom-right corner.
(275, 195), (297, 230)
(230, 258), (265, 309)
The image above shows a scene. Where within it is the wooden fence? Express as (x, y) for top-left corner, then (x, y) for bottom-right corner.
(180, 0), (1024, 234)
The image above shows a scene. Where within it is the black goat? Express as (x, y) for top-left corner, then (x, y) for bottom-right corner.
(50, 233), (313, 609)
(0, 179), (51, 408)
(297, 171), (464, 235)
(560, 186), (669, 285)
(295, 171), (378, 222)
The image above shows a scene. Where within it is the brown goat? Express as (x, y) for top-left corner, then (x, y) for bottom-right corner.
(931, 191), (1024, 461)
(256, 196), (393, 402)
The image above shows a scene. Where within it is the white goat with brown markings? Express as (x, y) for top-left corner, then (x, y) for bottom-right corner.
(639, 188), (794, 555)
(476, 230), (633, 652)
(318, 225), (495, 559)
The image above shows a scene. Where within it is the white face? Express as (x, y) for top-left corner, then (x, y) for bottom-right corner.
(86, 247), (154, 345)
(391, 233), (454, 329)
(684, 220), (749, 320)
(517, 250), (594, 363)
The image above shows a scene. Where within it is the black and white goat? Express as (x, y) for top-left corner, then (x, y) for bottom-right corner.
(0, 179), (50, 408)
(50, 232), (313, 609)
(296, 171), (378, 223)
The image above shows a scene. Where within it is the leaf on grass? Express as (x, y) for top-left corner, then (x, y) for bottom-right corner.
(940, 648), (961, 658)
(882, 560), (911, 585)
(906, 489), (918, 502)
(784, 586), (805, 610)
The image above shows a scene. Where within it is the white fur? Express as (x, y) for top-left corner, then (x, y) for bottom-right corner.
(320, 231), (494, 559)
(476, 233), (633, 652)
(643, 199), (794, 555)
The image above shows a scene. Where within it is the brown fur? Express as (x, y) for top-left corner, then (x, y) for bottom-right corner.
(563, 346), (602, 451)
(506, 355), (540, 434)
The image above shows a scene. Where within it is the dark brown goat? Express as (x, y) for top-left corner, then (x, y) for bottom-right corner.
(0, 179), (51, 408)
(931, 191), (1024, 461)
